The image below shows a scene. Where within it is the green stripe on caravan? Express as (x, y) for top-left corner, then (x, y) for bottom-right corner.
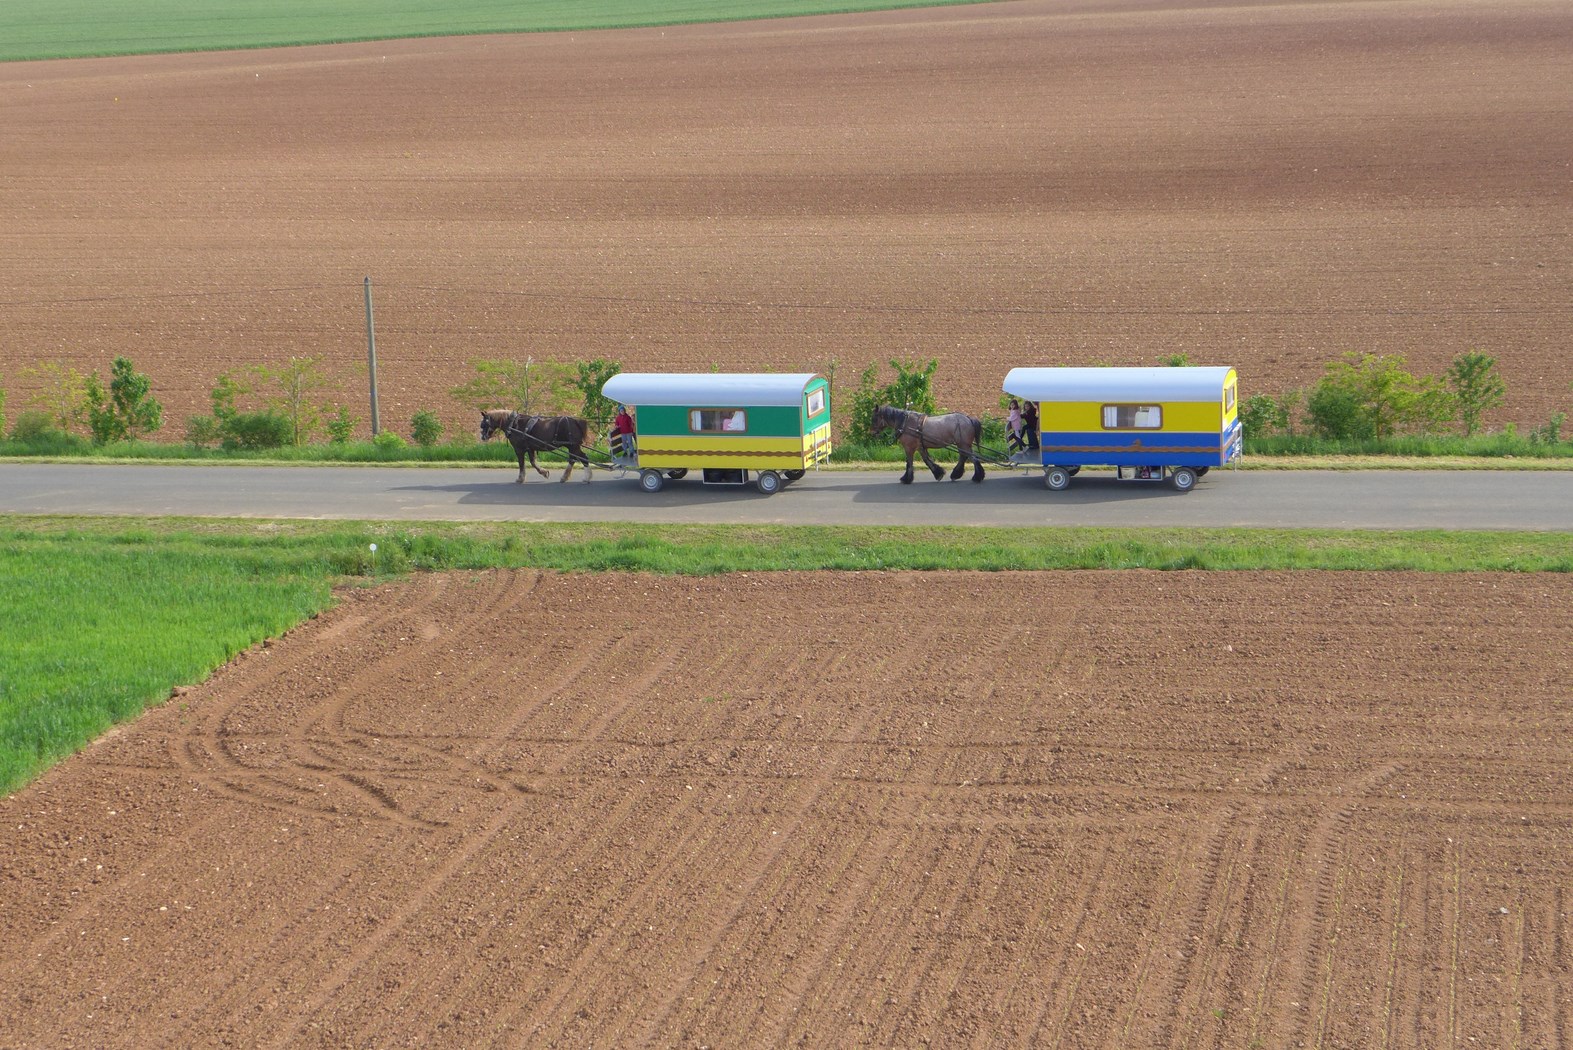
(636, 404), (804, 438)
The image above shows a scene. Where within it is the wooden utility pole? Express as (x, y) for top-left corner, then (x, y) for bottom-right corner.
(364, 276), (380, 436)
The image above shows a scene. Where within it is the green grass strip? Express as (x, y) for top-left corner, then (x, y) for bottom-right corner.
(3, 514), (1569, 794)
(2, 0), (994, 62)
(0, 524), (331, 793)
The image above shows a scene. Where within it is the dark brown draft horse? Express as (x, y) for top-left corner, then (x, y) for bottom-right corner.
(480, 409), (594, 483)
(872, 405), (986, 484)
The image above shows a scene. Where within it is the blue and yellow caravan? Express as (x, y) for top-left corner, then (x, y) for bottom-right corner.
(1002, 366), (1240, 493)
(600, 372), (832, 495)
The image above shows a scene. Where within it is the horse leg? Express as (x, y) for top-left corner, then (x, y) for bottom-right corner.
(919, 446), (945, 480)
(970, 447), (986, 483)
(559, 446), (587, 483)
(514, 448), (527, 483)
(948, 447), (967, 481)
(531, 449), (549, 479)
(899, 442), (915, 484)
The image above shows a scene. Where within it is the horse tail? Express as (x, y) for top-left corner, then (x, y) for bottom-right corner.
(971, 415), (984, 451)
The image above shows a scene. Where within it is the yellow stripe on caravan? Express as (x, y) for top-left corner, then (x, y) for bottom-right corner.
(638, 435), (804, 454)
(639, 452), (810, 469)
(1040, 401), (1222, 432)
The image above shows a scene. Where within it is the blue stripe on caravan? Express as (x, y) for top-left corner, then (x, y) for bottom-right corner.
(1037, 430), (1228, 467)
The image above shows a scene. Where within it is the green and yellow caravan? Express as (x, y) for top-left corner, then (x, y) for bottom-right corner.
(600, 372), (833, 495)
(1002, 366), (1241, 493)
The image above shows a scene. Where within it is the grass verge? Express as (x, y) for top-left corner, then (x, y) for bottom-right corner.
(4, 514), (1570, 794)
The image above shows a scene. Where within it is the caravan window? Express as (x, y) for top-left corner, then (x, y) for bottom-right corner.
(1224, 382), (1237, 413)
(691, 409), (747, 433)
(806, 388), (825, 417)
(1102, 404), (1162, 430)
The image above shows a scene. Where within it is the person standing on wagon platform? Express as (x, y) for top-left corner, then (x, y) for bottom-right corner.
(1022, 399), (1039, 450)
(612, 404), (636, 456)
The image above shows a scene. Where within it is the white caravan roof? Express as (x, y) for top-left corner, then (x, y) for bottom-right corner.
(602, 373), (822, 408)
(1003, 366), (1234, 403)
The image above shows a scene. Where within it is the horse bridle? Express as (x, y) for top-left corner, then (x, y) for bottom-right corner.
(884, 407), (925, 441)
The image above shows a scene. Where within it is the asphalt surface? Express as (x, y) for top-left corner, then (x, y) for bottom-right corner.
(2, 463), (1570, 530)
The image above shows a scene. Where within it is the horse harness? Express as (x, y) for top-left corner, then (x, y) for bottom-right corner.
(887, 407), (928, 443)
(501, 411), (563, 451)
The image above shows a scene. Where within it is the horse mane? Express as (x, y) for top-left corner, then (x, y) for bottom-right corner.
(877, 404), (922, 428)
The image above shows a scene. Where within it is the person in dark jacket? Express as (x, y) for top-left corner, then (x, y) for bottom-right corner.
(1021, 400), (1039, 450)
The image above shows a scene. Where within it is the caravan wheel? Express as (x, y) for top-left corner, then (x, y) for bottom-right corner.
(639, 469), (665, 493)
(1044, 467), (1072, 492)
(755, 470), (782, 495)
(1168, 467), (1198, 492)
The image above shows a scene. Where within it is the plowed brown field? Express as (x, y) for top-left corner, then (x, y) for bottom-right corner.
(3, 570), (1571, 1047)
(3, 0), (1570, 440)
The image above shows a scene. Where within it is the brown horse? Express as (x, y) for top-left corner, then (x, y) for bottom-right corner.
(872, 405), (986, 484)
(480, 409), (594, 483)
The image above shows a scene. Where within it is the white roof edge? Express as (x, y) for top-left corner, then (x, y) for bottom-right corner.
(1003, 366), (1235, 403)
(602, 372), (823, 407)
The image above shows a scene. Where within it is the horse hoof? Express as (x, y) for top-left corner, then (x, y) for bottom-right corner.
(900, 476), (914, 485)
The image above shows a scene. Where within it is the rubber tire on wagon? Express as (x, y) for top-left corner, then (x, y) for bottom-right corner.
(666, 469), (688, 479)
(783, 469), (805, 482)
(1044, 467), (1072, 491)
(1168, 467), (1198, 493)
(755, 470), (782, 495)
(639, 468), (665, 493)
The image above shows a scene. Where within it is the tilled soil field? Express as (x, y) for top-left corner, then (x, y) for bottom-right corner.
(3, 569), (1571, 1047)
(3, 0), (1571, 439)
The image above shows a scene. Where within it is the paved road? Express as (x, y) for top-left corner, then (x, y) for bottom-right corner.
(2, 462), (1570, 530)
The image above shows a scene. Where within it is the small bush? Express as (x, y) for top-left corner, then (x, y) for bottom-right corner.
(185, 414), (222, 448)
(1531, 412), (1566, 445)
(7, 410), (90, 453)
(83, 356), (163, 445)
(221, 410), (293, 450)
(410, 409), (443, 448)
(373, 431), (407, 452)
(1306, 384), (1375, 440)
(1238, 394), (1287, 438)
(848, 358), (938, 441)
(325, 406), (357, 444)
(1305, 352), (1452, 440)
(1447, 351), (1506, 436)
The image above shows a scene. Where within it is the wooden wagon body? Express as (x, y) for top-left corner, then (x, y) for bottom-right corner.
(600, 372), (833, 494)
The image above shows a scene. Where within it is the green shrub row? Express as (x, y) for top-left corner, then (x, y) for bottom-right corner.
(3, 350), (1570, 461)
(1239, 350), (1565, 445)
